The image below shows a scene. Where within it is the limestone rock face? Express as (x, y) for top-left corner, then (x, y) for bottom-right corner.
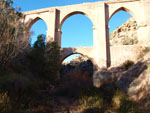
(110, 17), (138, 45)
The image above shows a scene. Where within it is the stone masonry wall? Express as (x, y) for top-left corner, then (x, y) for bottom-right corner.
(110, 45), (143, 66)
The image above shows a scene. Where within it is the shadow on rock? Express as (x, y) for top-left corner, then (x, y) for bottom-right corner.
(116, 61), (147, 92)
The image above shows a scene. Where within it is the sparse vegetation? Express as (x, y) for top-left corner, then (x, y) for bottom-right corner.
(0, 34), (61, 112)
(122, 38), (134, 45)
(0, 0), (29, 69)
(112, 90), (126, 109)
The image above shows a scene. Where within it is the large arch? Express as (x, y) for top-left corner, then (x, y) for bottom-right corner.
(59, 11), (93, 30)
(28, 17), (48, 45)
(59, 11), (94, 48)
(61, 53), (86, 64)
(27, 17), (48, 32)
(108, 6), (138, 42)
(109, 7), (136, 22)
(108, 7), (138, 43)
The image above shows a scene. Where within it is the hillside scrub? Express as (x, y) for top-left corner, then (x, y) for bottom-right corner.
(0, 34), (61, 113)
(0, 0), (29, 69)
(0, 0), (61, 110)
(28, 34), (60, 83)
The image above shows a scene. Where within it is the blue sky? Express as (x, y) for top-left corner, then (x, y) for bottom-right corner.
(13, 0), (131, 62)
(13, 0), (105, 12)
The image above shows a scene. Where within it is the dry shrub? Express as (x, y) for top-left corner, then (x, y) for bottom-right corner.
(0, 0), (29, 68)
(122, 60), (134, 70)
(122, 38), (135, 45)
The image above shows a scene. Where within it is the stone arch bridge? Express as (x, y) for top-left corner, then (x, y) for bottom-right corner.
(23, 0), (150, 67)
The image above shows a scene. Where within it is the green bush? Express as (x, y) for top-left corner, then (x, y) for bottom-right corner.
(79, 95), (103, 109)
(44, 41), (60, 82)
(119, 100), (140, 113)
(122, 38), (134, 45)
(0, 91), (11, 113)
(29, 34), (60, 84)
(112, 90), (140, 113)
(112, 90), (126, 109)
(0, 73), (38, 113)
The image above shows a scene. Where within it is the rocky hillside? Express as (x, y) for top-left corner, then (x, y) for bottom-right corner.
(110, 17), (138, 45)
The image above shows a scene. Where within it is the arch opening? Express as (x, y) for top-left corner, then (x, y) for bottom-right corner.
(29, 17), (48, 46)
(60, 11), (87, 29)
(109, 8), (138, 46)
(62, 53), (89, 64)
(60, 53), (93, 78)
(109, 7), (135, 22)
(60, 12), (93, 48)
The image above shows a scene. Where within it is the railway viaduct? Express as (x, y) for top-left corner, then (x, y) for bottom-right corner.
(23, 0), (150, 67)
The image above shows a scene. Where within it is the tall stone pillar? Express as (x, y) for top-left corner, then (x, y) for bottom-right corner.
(46, 9), (56, 42)
(46, 9), (60, 45)
(54, 9), (61, 47)
(137, 0), (150, 45)
(105, 4), (111, 67)
(93, 3), (110, 68)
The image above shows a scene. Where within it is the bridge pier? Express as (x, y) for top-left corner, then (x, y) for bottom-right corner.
(93, 3), (110, 68)
(46, 9), (57, 42)
(46, 9), (61, 44)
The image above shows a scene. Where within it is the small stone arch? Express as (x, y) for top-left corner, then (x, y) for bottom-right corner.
(60, 51), (94, 64)
(109, 7), (135, 22)
(59, 11), (93, 30)
(60, 52), (85, 63)
(60, 47), (94, 64)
